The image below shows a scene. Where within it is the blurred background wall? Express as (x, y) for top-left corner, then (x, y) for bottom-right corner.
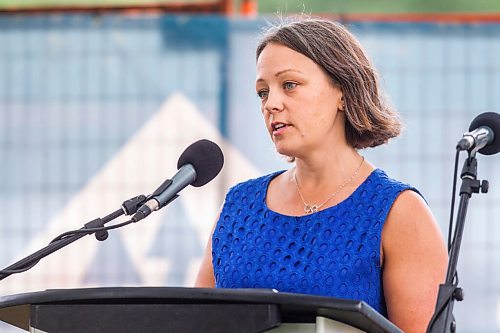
(1, 1), (500, 332)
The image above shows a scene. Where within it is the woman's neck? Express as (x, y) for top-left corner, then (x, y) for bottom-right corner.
(293, 146), (363, 189)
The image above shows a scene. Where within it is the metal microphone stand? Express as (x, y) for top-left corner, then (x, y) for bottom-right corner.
(0, 195), (147, 281)
(427, 152), (489, 333)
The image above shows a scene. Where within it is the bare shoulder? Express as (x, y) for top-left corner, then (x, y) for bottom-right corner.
(382, 189), (447, 266)
(381, 189), (448, 332)
(384, 190), (440, 232)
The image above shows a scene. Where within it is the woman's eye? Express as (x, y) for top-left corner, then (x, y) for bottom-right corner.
(257, 90), (268, 99)
(283, 82), (297, 90)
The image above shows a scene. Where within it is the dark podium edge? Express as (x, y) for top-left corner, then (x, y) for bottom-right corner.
(0, 287), (402, 333)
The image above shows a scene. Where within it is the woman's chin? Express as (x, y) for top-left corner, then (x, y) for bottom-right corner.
(274, 145), (296, 158)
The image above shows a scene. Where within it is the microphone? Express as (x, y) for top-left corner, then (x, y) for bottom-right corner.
(456, 112), (500, 155)
(131, 139), (224, 222)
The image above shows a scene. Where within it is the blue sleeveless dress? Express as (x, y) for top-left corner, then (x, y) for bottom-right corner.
(212, 169), (418, 316)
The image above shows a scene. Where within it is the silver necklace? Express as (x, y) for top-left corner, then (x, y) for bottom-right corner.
(293, 157), (365, 214)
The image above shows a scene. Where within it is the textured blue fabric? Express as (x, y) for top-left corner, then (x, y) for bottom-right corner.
(212, 169), (418, 316)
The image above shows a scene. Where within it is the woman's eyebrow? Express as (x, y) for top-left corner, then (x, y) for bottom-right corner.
(256, 69), (304, 83)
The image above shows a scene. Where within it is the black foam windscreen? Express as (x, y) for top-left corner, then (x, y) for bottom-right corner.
(469, 112), (500, 155)
(177, 139), (224, 187)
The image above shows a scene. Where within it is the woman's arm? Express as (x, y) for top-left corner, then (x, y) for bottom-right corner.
(194, 212), (220, 288)
(382, 190), (448, 333)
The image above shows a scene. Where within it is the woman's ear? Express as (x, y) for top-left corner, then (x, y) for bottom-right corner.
(338, 96), (345, 112)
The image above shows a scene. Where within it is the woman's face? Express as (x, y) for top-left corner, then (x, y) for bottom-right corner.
(255, 43), (345, 159)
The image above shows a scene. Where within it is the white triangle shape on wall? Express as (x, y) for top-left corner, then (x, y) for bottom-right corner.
(0, 92), (259, 295)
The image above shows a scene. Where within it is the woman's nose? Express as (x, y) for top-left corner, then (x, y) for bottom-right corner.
(264, 90), (284, 114)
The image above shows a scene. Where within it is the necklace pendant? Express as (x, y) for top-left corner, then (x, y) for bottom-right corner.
(304, 204), (319, 214)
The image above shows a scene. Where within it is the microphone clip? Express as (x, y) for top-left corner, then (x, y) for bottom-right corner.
(460, 157), (489, 196)
(147, 178), (180, 209)
(121, 194), (148, 215)
(149, 179), (173, 198)
(130, 179), (180, 223)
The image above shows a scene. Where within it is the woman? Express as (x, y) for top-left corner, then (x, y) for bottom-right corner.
(196, 18), (447, 333)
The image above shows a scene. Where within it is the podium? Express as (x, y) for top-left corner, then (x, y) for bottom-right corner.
(0, 287), (402, 333)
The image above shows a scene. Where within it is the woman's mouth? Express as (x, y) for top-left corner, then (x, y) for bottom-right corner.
(272, 122), (289, 135)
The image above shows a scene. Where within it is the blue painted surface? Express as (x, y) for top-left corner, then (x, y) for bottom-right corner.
(1, 15), (500, 332)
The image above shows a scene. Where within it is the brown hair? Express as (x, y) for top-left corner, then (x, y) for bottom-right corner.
(256, 18), (402, 149)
